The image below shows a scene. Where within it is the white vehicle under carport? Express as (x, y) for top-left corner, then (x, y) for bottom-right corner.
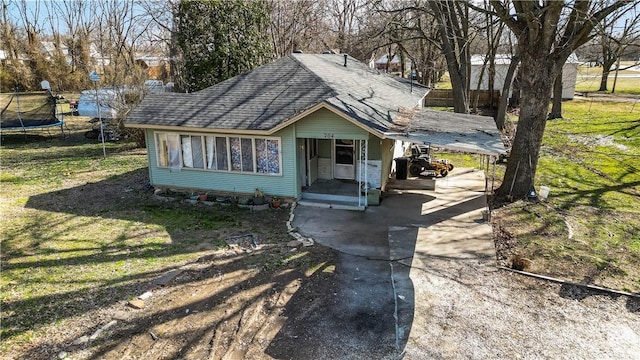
(77, 88), (122, 141)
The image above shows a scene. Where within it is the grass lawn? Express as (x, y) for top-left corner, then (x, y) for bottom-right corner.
(428, 97), (640, 293)
(511, 100), (640, 292)
(0, 110), (292, 353)
(435, 63), (640, 95)
(438, 99), (640, 293)
(575, 64), (640, 95)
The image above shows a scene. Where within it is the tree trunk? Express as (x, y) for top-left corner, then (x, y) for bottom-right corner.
(430, 1), (469, 114)
(509, 67), (522, 108)
(548, 69), (563, 119)
(598, 60), (614, 91)
(495, 54), (559, 201)
(495, 55), (519, 131)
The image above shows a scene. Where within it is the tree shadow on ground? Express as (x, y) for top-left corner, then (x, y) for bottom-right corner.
(559, 283), (639, 313)
(278, 189), (496, 358)
(2, 168), (289, 357)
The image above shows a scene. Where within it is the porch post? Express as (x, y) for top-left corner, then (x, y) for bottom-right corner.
(358, 140), (362, 207)
(364, 139), (368, 205)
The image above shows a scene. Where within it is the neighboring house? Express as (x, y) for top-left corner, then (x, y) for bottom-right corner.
(470, 54), (580, 99)
(90, 43), (110, 69)
(40, 41), (72, 65)
(125, 53), (505, 209)
(135, 55), (170, 80)
(374, 54), (411, 74)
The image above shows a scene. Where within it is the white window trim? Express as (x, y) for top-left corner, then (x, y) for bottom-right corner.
(155, 131), (282, 176)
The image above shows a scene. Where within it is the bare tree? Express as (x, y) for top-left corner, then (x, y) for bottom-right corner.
(429, 0), (474, 113)
(11, 0), (46, 89)
(267, 0), (329, 56)
(595, 6), (640, 92)
(489, 0), (634, 202)
(49, 0), (95, 80)
(95, 0), (148, 86)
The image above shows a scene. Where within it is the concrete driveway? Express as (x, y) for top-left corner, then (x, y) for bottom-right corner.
(287, 169), (495, 358)
(286, 168), (639, 359)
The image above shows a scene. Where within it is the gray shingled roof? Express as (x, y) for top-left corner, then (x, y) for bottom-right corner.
(393, 108), (507, 155)
(125, 54), (428, 133)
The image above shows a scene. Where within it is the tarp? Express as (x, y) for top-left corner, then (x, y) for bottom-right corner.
(385, 108), (508, 156)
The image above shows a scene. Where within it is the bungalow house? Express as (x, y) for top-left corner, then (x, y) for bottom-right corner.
(125, 53), (505, 210)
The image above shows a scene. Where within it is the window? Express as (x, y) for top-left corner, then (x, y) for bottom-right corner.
(155, 132), (281, 175)
(255, 138), (280, 174)
(156, 133), (181, 169)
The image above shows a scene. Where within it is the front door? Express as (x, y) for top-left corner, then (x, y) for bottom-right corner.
(334, 139), (355, 180)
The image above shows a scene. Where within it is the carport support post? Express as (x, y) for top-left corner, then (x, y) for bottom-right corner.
(357, 139), (369, 208)
(491, 156), (497, 195)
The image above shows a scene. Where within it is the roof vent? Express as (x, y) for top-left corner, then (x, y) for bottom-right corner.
(343, 54), (348, 67)
(293, 50), (303, 54)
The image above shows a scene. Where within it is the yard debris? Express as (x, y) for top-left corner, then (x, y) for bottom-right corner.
(138, 291), (153, 300)
(89, 320), (117, 340)
(112, 310), (131, 322)
(225, 233), (258, 251)
(57, 351), (68, 359)
(149, 332), (158, 341)
(153, 269), (184, 287)
(128, 299), (145, 309)
(287, 240), (303, 249)
(72, 335), (89, 345)
(510, 254), (532, 271)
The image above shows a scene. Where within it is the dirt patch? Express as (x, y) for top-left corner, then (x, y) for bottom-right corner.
(11, 217), (340, 360)
(492, 201), (640, 293)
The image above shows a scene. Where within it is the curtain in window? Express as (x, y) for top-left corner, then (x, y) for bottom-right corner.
(166, 134), (181, 169)
(230, 137), (241, 171)
(158, 137), (168, 167)
(191, 136), (204, 169)
(267, 139), (280, 173)
(181, 135), (193, 168)
(241, 138), (254, 172)
(205, 136), (215, 169)
(256, 139), (267, 173)
(215, 137), (228, 170)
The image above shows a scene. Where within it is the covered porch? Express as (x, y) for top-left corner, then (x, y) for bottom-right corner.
(297, 138), (371, 211)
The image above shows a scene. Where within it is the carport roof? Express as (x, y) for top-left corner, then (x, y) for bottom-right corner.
(386, 108), (508, 156)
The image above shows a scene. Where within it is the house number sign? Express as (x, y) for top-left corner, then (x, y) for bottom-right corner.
(323, 133), (334, 139)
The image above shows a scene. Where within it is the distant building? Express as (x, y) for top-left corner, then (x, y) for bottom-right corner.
(470, 53), (580, 100)
(374, 54), (410, 74)
(40, 41), (71, 65)
(135, 55), (170, 80)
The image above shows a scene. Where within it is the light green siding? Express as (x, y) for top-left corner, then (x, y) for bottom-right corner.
(318, 139), (331, 158)
(381, 138), (395, 190)
(145, 127), (297, 197)
(368, 133), (382, 160)
(142, 106), (391, 200)
(295, 108), (369, 140)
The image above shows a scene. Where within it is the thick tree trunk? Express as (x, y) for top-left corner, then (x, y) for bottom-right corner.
(548, 70), (563, 119)
(496, 54), (559, 201)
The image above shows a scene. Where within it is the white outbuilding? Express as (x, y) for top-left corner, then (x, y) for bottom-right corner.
(470, 53), (580, 100)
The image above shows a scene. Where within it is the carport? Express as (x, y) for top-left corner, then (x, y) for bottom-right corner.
(385, 108), (508, 194)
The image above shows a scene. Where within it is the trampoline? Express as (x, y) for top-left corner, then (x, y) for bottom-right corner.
(1, 85), (65, 137)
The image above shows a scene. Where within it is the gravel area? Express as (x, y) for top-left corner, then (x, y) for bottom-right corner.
(401, 256), (640, 359)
